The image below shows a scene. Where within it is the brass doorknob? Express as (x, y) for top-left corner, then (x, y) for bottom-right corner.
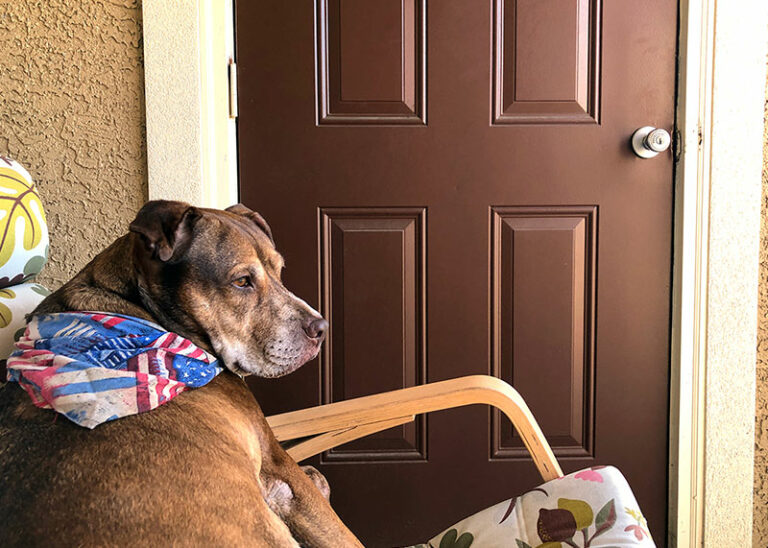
(631, 126), (671, 158)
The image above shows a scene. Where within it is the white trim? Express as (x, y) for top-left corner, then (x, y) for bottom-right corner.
(143, 0), (237, 208)
(670, 1), (767, 546)
(143, 2), (768, 545)
(198, 0), (239, 209)
(669, 1), (715, 544)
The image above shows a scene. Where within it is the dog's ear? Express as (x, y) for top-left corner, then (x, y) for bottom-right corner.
(226, 203), (274, 244)
(129, 200), (201, 262)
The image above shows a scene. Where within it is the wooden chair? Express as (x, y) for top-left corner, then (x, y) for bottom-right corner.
(268, 377), (662, 547)
(266, 374), (562, 482)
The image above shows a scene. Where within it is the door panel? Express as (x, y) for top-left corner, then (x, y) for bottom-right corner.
(493, 0), (600, 123)
(317, 0), (426, 124)
(491, 206), (597, 460)
(237, 0), (676, 545)
(320, 208), (427, 462)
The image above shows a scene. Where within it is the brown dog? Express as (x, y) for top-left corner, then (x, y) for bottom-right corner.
(0, 201), (363, 547)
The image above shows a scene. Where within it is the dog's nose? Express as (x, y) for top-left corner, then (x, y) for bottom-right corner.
(303, 317), (328, 341)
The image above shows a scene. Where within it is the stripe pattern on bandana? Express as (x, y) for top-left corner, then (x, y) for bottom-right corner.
(6, 312), (222, 429)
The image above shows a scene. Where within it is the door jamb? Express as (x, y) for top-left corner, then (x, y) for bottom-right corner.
(670, 1), (766, 546)
(142, 0), (238, 208)
(142, 1), (768, 545)
(668, 1), (714, 544)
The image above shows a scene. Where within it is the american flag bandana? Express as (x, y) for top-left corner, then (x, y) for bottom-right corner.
(5, 312), (222, 429)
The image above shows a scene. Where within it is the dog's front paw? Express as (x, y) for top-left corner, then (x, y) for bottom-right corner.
(301, 465), (330, 500)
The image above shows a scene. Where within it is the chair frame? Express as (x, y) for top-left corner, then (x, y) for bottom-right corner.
(266, 375), (563, 482)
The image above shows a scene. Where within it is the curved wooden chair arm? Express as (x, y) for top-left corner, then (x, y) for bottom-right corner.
(266, 375), (563, 482)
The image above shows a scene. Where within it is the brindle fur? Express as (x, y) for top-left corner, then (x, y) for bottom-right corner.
(0, 201), (362, 547)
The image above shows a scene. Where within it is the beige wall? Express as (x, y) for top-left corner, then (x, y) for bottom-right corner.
(0, 0), (147, 288)
(755, 67), (768, 546)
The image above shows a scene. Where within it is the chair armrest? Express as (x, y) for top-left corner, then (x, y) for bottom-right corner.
(266, 375), (563, 482)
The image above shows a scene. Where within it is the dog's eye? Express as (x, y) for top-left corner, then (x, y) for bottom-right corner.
(232, 276), (251, 288)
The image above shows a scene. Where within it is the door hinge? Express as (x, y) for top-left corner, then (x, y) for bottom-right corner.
(228, 60), (238, 119)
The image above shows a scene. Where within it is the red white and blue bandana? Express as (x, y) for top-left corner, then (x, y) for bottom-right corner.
(6, 312), (222, 429)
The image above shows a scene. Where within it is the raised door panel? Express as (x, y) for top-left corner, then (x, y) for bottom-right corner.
(492, 0), (601, 124)
(491, 206), (597, 458)
(316, 0), (426, 125)
(319, 208), (426, 461)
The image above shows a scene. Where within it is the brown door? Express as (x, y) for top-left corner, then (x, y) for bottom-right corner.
(236, 1), (676, 545)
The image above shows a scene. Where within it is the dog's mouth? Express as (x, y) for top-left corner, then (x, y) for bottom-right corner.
(259, 340), (321, 378)
(219, 338), (321, 378)
(228, 360), (249, 377)
(265, 340), (319, 364)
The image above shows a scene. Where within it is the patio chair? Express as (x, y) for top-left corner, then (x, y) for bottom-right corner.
(267, 375), (656, 547)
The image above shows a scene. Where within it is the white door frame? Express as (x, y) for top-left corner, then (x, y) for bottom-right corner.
(142, 1), (768, 545)
(142, 0), (238, 209)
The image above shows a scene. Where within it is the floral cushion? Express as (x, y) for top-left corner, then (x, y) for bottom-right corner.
(411, 466), (654, 548)
(0, 156), (49, 288)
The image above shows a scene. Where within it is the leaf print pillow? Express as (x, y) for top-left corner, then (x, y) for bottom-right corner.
(0, 157), (49, 288)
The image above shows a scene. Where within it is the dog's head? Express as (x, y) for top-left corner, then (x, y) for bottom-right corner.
(129, 200), (326, 378)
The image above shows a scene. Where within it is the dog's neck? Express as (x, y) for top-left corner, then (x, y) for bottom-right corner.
(34, 235), (215, 354)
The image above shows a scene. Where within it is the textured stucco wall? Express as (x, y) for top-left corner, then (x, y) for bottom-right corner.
(0, 0), (147, 289)
(755, 64), (768, 547)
